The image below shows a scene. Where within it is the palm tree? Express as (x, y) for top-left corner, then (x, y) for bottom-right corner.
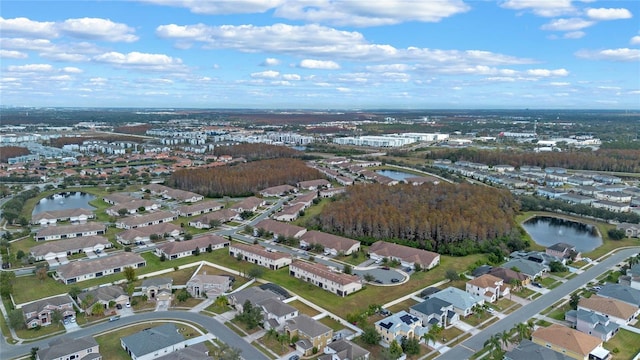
(514, 322), (531, 342)
(422, 330), (438, 348)
(484, 334), (501, 356)
(499, 330), (511, 350)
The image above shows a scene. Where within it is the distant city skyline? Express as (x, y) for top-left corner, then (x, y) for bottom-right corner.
(1, 1), (639, 109)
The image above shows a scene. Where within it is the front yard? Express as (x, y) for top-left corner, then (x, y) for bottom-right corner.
(605, 329), (640, 360)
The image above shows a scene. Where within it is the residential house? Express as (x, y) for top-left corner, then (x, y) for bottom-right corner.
(21, 294), (75, 328)
(595, 191), (632, 203)
(285, 314), (333, 356)
(37, 336), (101, 360)
(77, 285), (129, 315)
(229, 243), (293, 270)
(162, 188), (204, 203)
(186, 274), (231, 298)
(30, 236), (111, 262)
(465, 274), (508, 303)
(501, 258), (546, 280)
(409, 297), (458, 329)
(546, 243), (581, 261)
(368, 241), (440, 270)
(488, 267), (531, 287)
(289, 260), (362, 297)
(319, 187), (346, 198)
(116, 223), (182, 245)
(103, 193), (138, 205)
(617, 223), (640, 238)
(258, 297), (299, 330)
(531, 324), (610, 360)
(505, 339), (574, 360)
(565, 309), (619, 341)
(429, 287), (484, 317)
(188, 209), (239, 229)
(620, 263), (640, 290)
(106, 200), (160, 216)
(229, 196), (265, 213)
(227, 286), (282, 313)
(115, 211), (177, 229)
(35, 222), (106, 241)
(375, 310), (428, 344)
(591, 200), (630, 213)
(298, 179), (331, 190)
(597, 283), (640, 307)
(254, 219), (307, 240)
(141, 278), (173, 301)
(272, 203), (306, 222)
(260, 185), (297, 197)
(319, 339), (370, 360)
(153, 343), (211, 360)
(120, 323), (189, 360)
(55, 252), (146, 285)
(175, 200), (223, 217)
(577, 295), (640, 325)
(32, 208), (95, 225)
(155, 234), (229, 260)
(300, 231), (360, 256)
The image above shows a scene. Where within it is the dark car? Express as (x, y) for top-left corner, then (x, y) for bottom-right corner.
(374, 279), (383, 284)
(289, 355), (300, 360)
(116, 304), (123, 310)
(382, 266), (390, 270)
(391, 278), (400, 283)
(532, 282), (543, 288)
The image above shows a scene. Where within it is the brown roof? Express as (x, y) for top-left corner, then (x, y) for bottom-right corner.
(56, 252), (146, 280)
(230, 242), (292, 261)
(117, 222), (181, 241)
(254, 219), (306, 238)
(261, 184), (295, 195)
(231, 196), (264, 211)
(368, 241), (439, 267)
(300, 231), (359, 252)
(36, 222), (106, 237)
(32, 208), (93, 222)
(107, 199), (158, 211)
(579, 295), (638, 320)
(103, 193), (138, 204)
(467, 274), (503, 289)
(117, 211), (176, 227)
(31, 236), (110, 257)
(290, 260), (360, 286)
(176, 200), (223, 214)
(157, 234), (229, 256)
(190, 209), (238, 223)
(293, 191), (317, 205)
(488, 267), (529, 283)
(532, 324), (602, 356)
(298, 179), (330, 188)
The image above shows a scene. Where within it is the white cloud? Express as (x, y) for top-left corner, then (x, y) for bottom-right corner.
(299, 59), (340, 69)
(0, 49), (28, 59)
(271, 80), (292, 86)
(526, 68), (569, 76)
(585, 8), (633, 21)
(93, 51), (186, 71)
(563, 31), (585, 39)
(631, 36), (640, 45)
(576, 48), (640, 62)
(50, 75), (72, 81)
(336, 87), (351, 92)
(550, 82), (571, 86)
(60, 18), (138, 42)
(499, 0), (576, 17)
(251, 70), (280, 78)
(366, 64), (412, 72)
(0, 17), (57, 38)
(541, 18), (594, 31)
(62, 67), (83, 73)
(7, 63), (53, 72)
(142, 0), (286, 15)
(282, 73), (301, 80)
(261, 57), (280, 66)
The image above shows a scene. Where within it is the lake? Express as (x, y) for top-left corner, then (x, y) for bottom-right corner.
(32, 192), (97, 215)
(521, 216), (602, 253)
(375, 169), (416, 181)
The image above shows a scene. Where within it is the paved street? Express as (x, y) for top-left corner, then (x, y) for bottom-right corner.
(437, 247), (639, 360)
(0, 311), (269, 360)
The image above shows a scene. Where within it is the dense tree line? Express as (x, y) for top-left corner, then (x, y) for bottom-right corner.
(519, 195), (640, 223)
(213, 143), (301, 162)
(168, 158), (323, 197)
(0, 146), (30, 163)
(114, 124), (152, 135)
(425, 148), (640, 173)
(312, 183), (519, 253)
(1, 187), (40, 224)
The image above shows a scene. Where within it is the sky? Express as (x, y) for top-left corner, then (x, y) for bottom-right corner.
(1, 0), (639, 110)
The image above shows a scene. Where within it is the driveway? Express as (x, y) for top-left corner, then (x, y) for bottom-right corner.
(156, 299), (170, 311)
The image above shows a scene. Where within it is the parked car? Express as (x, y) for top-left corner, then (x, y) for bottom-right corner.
(391, 278), (400, 283)
(116, 304), (123, 310)
(126, 302), (131, 308)
(109, 315), (120, 322)
(289, 355), (300, 360)
(532, 282), (542, 288)
(382, 266), (390, 270)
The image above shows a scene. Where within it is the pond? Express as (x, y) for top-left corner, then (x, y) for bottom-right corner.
(375, 169), (416, 181)
(32, 192), (97, 215)
(521, 216), (602, 253)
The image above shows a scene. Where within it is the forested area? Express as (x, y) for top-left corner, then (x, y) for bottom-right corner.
(519, 195), (640, 223)
(168, 158), (323, 197)
(311, 183), (519, 255)
(425, 148), (640, 173)
(0, 146), (30, 163)
(213, 143), (301, 161)
(114, 124), (152, 135)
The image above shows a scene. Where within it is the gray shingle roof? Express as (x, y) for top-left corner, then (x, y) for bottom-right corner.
(411, 297), (451, 317)
(505, 339), (573, 360)
(120, 323), (185, 357)
(598, 283), (640, 306)
(37, 336), (99, 360)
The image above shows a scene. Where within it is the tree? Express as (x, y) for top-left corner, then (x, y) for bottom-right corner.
(194, 247), (201, 256)
(68, 286), (81, 300)
(176, 289), (190, 302)
(35, 267), (48, 283)
(401, 335), (420, 355)
(549, 261), (568, 273)
(215, 295), (228, 308)
(384, 340), (404, 360)
(236, 300), (263, 330)
(30, 347), (39, 360)
(343, 264), (353, 275)
(209, 219), (221, 229)
(0, 271), (16, 298)
(160, 253), (166, 262)
(514, 322), (532, 342)
(414, 263), (422, 272)
(123, 266), (136, 283)
(569, 293), (581, 310)
(363, 273), (376, 282)
(361, 325), (382, 345)
(117, 208), (128, 217)
(16, 250), (25, 260)
(608, 228), (626, 240)
(51, 309), (63, 327)
(445, 269), (460, 281)
(423, 330), (438, 348)
(211, 343), (242, 360)
(243, 225), (253, 235)
(240, 211), (254, 220)
(81, 294), (94, 312)
(248, 267), (264, 279)
(184, 233), (193, 240)
(8, 309), (26, 330)
(484, 334), (503, 359)
(91, 302), (104, 316)
(499, 330), (511, 350)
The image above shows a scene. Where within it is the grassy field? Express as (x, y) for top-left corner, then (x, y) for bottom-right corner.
(287, 300), (321, 317)
(318, 315), (345, 331)
(387, 299), (419, 314)
(605, 329), (640, 360)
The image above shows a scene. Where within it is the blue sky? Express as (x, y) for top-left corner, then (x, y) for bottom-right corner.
(1, 0), (639, 109)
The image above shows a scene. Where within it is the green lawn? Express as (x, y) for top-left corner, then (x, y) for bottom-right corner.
(387, 298), (419, 314)
(252, 339), (281, 359)
(15, 322), (65, 340)
(287, 300), (321, 317)
(462, 311), (493, 327)
(512, 287), (535, 299)
(539, 277), (558, 288)
(605, 329), (640, 360)
(547, 304), (571, 321)
(319, 315), (345, 331)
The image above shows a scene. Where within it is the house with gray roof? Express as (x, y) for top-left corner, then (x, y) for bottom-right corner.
(78, 285), (128, 315)
(501, 258), (546, 280)
(285, 314), (333, 356)
(120, 323), (188, 360)
(141, 277), (173, 301)
(319, 339), (370, 360)
(35, 222), (107, 241)
(55, 252), (146, 285)
(21, 294), (75, 328)
(375, 310), (428, 345)
(186, 274), (231, 299)
(228, 286), (282, 313)
(504, 339), (573, 360)
(37, 336), (101, 360)
(30, 235), (112, 262)
(258, 297), (299, 330)
(597, 283), (640, 307)
(565, 308), (619, 341)
(154, 342), (211, 360)
(410, 296), (458, 329)
(617, 223), (640, 238)
(429, 286), (484, 317)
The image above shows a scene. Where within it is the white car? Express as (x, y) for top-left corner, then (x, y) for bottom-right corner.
(126, 302), (131, 308)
